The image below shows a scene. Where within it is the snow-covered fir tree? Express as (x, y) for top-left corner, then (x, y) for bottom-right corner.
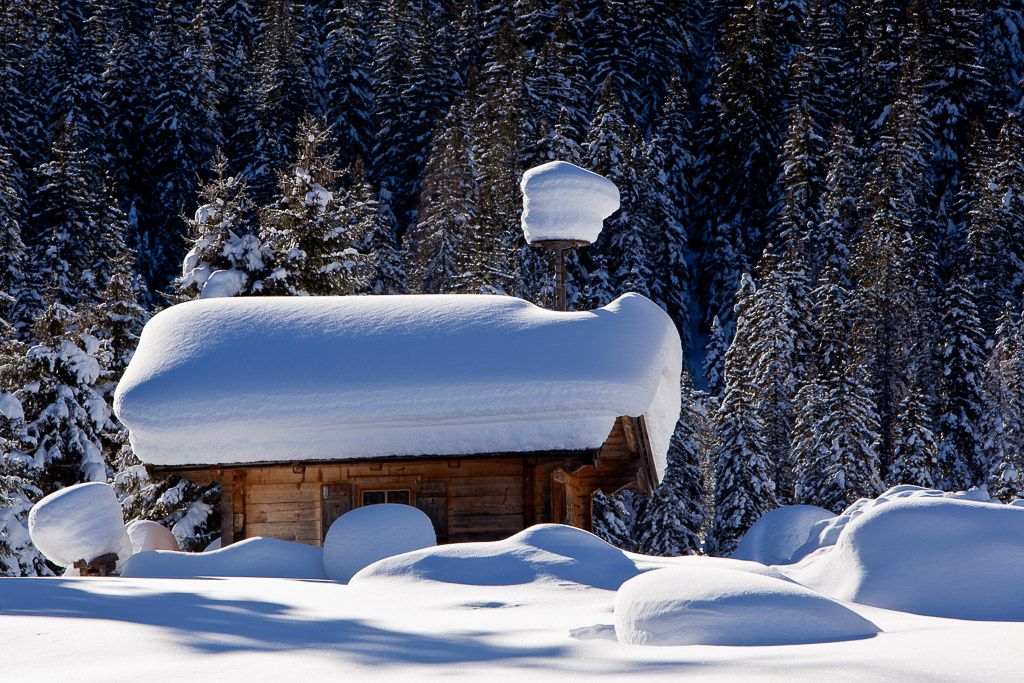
(258, 117), (374, 297)
(711, 275), (776, 555)
(634, 373), (709, 556)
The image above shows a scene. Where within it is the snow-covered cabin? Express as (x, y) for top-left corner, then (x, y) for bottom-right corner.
(114, 293), (681, 546)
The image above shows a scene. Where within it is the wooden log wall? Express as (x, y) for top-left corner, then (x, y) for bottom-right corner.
(167, 416), (656, 548)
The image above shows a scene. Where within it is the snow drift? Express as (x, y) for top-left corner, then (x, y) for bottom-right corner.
(731, 505), (835, 565)
(351, 524), (640, 590)
(782, 495), (1024, 621)
(520, 161), (620, 243)
(615, 566), (879, 646)
(114, 293), (681, 478)
(120, 536), (328, 579)
(323, 504), (436, 583)
(28, 482), (133, 570)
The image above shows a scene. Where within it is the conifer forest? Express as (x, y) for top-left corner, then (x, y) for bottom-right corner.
(1, 0), (1023, 574)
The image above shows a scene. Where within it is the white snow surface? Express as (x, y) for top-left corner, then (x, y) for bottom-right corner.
(114, 293), (681, 478)
(126, 520), (180, 554)
(28, 482), (133, 569)
(614, 566), (879, 647)
(121, 537), (328, 580)
(780, 495), (1024, 621)
(323, 504), (436, 583)
(352, 524), (640, 590)
(520, 161), (620, 243)
(0, 391), (23, 421)
(781, 485), (999, 563)
(732, 504), (835, 565)
(5, 506), (1024, 680)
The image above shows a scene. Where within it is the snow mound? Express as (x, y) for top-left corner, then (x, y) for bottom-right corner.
(732, 505), (835, 565)
(627, 553), (796, 583)
(787, 485), (999, 561)
(520, 161), (619, 243)
(783, 496), (1024, 621)
(28, 483), (133, 570)
(614, 567), (879, 647)
(352, 524), (639, 590)
(120, 537), (327, 579)
(115, 293), (680, 480)
(126, 520), (179, 554)
(323, 504), (436, 583)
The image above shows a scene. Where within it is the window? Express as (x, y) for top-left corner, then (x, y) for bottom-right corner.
(362, 489), (411, 506)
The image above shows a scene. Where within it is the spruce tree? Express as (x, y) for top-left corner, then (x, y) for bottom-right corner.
(983, 304), (1024, 502)
(258, 118), (374, 297)
(711, 274), (776, 555)
(635, 374), (709, 556)
(793, 271), (883, 512)
(174, 152), (265, 301)
(934, 275), (986, 489)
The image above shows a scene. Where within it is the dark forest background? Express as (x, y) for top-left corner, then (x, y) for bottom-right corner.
(1, 0), (1023, 573)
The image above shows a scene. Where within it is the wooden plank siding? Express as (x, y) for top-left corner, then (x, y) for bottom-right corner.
(159, 416), (657, 548)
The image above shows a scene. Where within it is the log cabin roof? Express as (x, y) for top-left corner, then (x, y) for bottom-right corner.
(114, 293), (681, 480)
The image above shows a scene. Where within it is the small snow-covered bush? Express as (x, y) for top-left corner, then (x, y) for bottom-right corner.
(28, 482), (133, 570)
(323, 504), (436, 583)
(614, 566), (879, 646)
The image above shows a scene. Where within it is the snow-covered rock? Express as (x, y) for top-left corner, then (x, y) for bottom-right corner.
(115, 293), (680, 479)
(28, 483), (133, 570)
(732, 505), (835, 565)
(120, 537), (327, 579)
(614, 567), (880, 647)
(323, 504), (436, 583)
(126, 520), (180, 554)
(520, 161), (619, 244)
(782, 496), (1024, 621)
(352, 523), (639, 590)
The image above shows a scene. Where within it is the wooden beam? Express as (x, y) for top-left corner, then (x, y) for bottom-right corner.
(522, 458), (536, 527)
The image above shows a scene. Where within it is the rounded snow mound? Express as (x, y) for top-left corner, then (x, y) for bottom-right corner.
(779, 485), (999, 562)
(732, 505), (835, 565)
(783, 496), (1024, 621)
(520, 161), (619, 243)
(126, 520), (179, 554)
(324, 504), (436, 583)
(352, 523), (639, 590)
(121, 537), (327, 579)
(615, 566), (879, 647)
(28, 482), (133, 570)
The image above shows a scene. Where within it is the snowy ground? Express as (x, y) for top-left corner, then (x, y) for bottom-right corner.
(6, 488), (1023, 680)
(2, 573), (1022, 681)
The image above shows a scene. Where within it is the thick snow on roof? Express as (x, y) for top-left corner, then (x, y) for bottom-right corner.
(520, 161), (620, 243)
(114, 293), (681, 476)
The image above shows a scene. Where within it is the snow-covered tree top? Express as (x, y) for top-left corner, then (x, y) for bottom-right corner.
(520, 161), (620, 244)
(114, 293), (680, 476)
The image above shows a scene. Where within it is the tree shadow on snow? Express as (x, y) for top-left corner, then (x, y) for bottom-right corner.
(0, 578), (566, 667)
